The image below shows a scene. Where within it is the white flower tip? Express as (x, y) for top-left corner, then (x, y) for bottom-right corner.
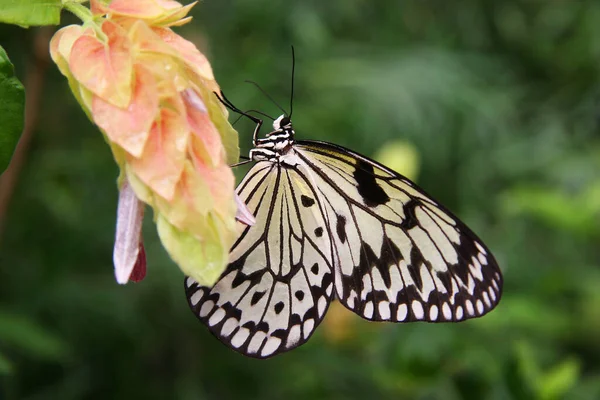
(115, 265), (135, 285)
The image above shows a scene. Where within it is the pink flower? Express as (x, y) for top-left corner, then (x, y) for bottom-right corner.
(50, 0), (247, 285)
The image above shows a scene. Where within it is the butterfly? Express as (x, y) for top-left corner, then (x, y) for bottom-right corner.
(184, 74), (503, 359)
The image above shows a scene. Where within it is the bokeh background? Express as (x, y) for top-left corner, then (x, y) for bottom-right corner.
(1, 1), (600, 399)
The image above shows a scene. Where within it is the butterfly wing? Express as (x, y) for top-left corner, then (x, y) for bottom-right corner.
(294, 140), (503, 323)
(185, 161), (335, 358)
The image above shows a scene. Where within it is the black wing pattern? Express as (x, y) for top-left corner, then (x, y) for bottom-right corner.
(185, 161), (335, 358)
(293, 141), (502, 323)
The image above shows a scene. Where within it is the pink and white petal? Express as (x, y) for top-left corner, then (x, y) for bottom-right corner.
(128, 21), (179, 59)
(193, 160), (236, 219)
(128, 107), (188, 201)
(154, 161), (214, 235)
(70, 21), (134, 108)
(114, 178), (145, 284)
(90, 0), (109, 15)
(92, 64), (159, 157)
(153, 2), (196, 27)
(184, 89), (223, 167)
(50, 25), (85, 76)
(109, 0), (183, 20)
(153, 28), (215, 81)
(235, 194), (255, 226)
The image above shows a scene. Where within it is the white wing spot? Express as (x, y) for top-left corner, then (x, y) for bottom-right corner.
(378, 301), (391, 320)
(475, 242), (487, 255)
(199, 300), (214, 317)
(449, 276), (460, 303)
(347, 290), (357, 309)
(456, 306), (464, 320)
(326, 283), (333, 296)
(466, 275), (476, 295)
(476, 299), (484, 314)
(488, 287), (497, 302)
(465, 300), (474, 316)
(492, 279), (500, 291)
(186, 277), (196, 288)
(429, 305), (439, 321)
(478, 252), (487, 265)
(247, 331), (267, 354)
(396, 303), (408, 321)
(303, 319), (315, 339)
(190, 289), (204, 306)
(364, 301), (374, 319)
(361, 274), (372, 301)
(483, 292), (491, 307)
(418, 262), (436, 302)
(442, 302), (452, 320)
(231, 328), (250, 348)
(208, 308), (225, 326)
(411, 301), (424, 320)
(470, 257), (484, 281)
(287, 325), (301, 347)
(261, 337), (282, 357)
(221, 318), (238, 337)
(318, 296), (328, 317)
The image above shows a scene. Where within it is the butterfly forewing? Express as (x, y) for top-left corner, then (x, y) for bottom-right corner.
(293, 141), (502, 323)
(185, 161), (335, 358)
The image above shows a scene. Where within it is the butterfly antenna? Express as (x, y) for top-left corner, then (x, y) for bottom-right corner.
(215, 91), (261, 123)
(232, 114), (245, 126)
(247, 109), (276, 120)
(215, 91), (240, 113)
(232, 110), (275, 126)
(245, 80), (288, 116)
(289, 46), (295, 119)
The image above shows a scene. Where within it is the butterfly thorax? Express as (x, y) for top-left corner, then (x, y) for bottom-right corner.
(249, 114), (295, 163)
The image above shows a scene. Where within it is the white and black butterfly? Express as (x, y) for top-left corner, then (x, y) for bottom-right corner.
(184, 85), (503, 359)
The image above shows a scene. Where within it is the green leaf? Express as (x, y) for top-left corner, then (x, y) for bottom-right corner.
(539, 358), (580, 400)
(501, 183), (600, 236)
(515, 341), (542, 389)
(0, 46), (25, 174)
(0, 0), (63, 27)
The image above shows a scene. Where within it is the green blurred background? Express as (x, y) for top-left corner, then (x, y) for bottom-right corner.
(1, 0), (600, 399)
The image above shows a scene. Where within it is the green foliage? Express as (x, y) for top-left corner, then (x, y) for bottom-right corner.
(0, 0), (63, 27)
(0, 46), (24, 173)
(0, 311), (69, 361)
(1, 0), (600, 399)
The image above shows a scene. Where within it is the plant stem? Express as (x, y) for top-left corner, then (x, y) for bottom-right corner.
(63, 1), (94, 23)
(0, 28), (51, 243)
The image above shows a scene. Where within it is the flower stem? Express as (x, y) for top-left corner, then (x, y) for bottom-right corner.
(62, 1), (94, 23)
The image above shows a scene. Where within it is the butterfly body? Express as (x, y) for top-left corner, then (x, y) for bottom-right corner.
(185, 112), (503, 359)
(249, 115), (295, 163)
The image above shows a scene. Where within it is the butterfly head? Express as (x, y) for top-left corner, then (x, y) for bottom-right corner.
(250, 114), (295, 162)
(273, 115), (292, 131)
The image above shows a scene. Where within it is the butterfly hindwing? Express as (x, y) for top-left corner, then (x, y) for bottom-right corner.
(294, 140), (503, 323)
(185, 161), (335, 358)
